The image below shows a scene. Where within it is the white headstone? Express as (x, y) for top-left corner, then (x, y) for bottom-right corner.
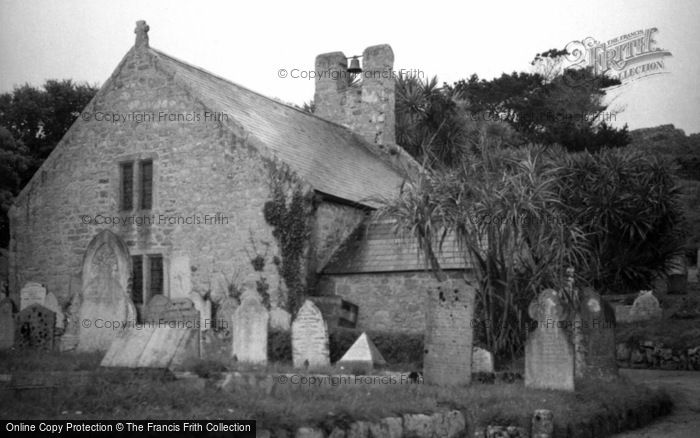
(43, 292), (64, 329)
(231, 292), (268, 365)
(338, 332), (386, 368)
(169, 254), (191, 300)
(471, 347), (494, 373)
(20, 282), (46, 311)
(629, 290), (662, 322)
(269, 307), (291, 331)
(292, 300), (330, 369)
(189, 292), (212, 331)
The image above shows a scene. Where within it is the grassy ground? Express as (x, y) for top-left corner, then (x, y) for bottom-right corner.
(0, 350), (103, 373)
(0, 351), (671, 435)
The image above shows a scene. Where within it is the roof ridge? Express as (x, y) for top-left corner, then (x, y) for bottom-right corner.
(149, 48), (362, 133)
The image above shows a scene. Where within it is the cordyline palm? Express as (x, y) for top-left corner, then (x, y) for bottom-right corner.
(375, 142), (591, 360)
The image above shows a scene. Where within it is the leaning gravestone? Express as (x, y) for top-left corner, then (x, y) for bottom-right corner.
(189, 292), (212, 331)
(424, 278), (476, 386)
(292, 300), (330, 369)
(0, 298), (14, 349)
(472, 347), (495, 373)
(629, 290), (662, 322)
(525, 289), (575, 391)
(573, 288), (618, 379)
(231, 291), (268, 365)
(15, 304), (55, 350)
(77, 230), (136, 351)
(20, 282), (46, 311)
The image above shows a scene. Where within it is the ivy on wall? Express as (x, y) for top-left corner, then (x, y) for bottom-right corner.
(263, 162), (314, 314)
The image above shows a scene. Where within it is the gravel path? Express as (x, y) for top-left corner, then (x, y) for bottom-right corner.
(612, 369), (700, 438)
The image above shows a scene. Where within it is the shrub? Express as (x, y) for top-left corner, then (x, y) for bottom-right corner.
(555, 148), (687, 293)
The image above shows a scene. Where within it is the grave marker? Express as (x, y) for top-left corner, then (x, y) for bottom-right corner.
(292, 300), (330, 369)
(338, 332), (386, 369)
(232, 291), (268, 365)
(20, 282), (46, 311)
(525, 289), (575, 391)
(15, 304), (55, 350)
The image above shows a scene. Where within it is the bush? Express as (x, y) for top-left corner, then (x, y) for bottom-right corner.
(555, 148), (687, 293)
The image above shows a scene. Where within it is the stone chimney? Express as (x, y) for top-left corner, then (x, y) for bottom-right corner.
(314, 45), (395, 147)
(134, 20), (150, 48)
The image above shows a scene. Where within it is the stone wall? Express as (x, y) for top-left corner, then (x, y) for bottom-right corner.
(8, 45), (281, 310)
(317, 271), (467, 333)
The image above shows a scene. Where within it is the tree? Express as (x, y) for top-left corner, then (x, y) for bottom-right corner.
(454, 50), (630, 152)
(0, 79), (98, 247)
(0, 79), (98, 182)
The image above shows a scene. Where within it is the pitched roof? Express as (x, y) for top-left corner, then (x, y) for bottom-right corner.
(151, 49), (407, 207)
(322, 220), (470, 274)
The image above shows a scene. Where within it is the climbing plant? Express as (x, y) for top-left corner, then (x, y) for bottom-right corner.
(262, 162), (313, 314)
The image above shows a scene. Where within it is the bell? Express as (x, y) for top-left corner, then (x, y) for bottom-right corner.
(348, 56), (362, 74)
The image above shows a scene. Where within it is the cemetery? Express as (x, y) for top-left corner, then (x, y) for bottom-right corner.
(0, 16), (698, 438)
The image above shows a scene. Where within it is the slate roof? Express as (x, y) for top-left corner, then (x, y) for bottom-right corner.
(322, 220), (471, 274)
(151, 49), (407, 207)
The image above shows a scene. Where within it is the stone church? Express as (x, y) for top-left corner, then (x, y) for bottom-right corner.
(8, 21), (465, 345)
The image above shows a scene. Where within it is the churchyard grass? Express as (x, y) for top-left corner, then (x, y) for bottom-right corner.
(0, 349), (103, 373)
(0, 355), (671, 434)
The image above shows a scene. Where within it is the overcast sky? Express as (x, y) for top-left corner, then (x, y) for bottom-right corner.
(1, 0), (698, 134)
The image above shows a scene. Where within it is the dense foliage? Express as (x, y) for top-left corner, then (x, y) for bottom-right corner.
(0, 80), (98, 247)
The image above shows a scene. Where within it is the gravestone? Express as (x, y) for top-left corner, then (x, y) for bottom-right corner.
(209, 273), (229, 304)
(145, 295), (199, 326)
(20, 282), (46, 311)
(59, 272), (83, 351)
(216, 297), (239, 332)
(292, 300), (330, 369)
(472, 347), (494, 373)
(169, 254), (191, 300)
(0, 298), (14, 349)
(629, 290), (662, 322)
(15, 304), (55, 350)
(43, 292), (64, 330)
(77, 230), (135, 351)
(269, 307), (291, 331)
(525, 289), (575, 391)
(423, 278), (476, 386)
(231, 291), (268, 365)
(338, 332), (386, 369)
(573, 288), (618, 379)
(101, 325), (199, 369)
(189, 292), (213, 331)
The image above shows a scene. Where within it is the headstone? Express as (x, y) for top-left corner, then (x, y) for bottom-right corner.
(573, 288), (618, 379)
(423, 278), (476, 386)
(629, 290), (662, 322)
(20, 282), (46, 311)
(472, 347), (494, 373)
(101, 326), (199, 369)
(146, 295), (199, 326)
(209, 272), (229, 304)
(338, 332), (386, 369)
(216, 297), (239, 332)
(77, 231), (135, 351)
(169, 254), (191, 300)
(15, 304), (55, 350)
(43, 292), (64, 330)
(189, 292), (213, 331)
(59, 272), (83, 351)
(525, 289), (575, 391)
(269, 307), (291, 331)
(232, 291), (268, 365)
(145, 295), (171, 322)
(292, 300), (330, 369)
(0, 298), (14, 349)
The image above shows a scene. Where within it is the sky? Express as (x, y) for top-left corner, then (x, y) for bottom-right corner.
(1, 0), (699, 134)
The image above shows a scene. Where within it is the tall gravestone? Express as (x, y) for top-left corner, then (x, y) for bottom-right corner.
(43, 292), (64, 330)
(15, 304), (55, 350)
(472, 347), (495, 374)
(423, 278), (476, 386)
(525, 289), (575, 391)
(292, 300), (330, 369)
(231, 291), (269, 365)
(0, 298), (15, 349)
(574, 288), (618, 379)
(20, 282), (46, 311)
(77, 230), (136, 351)
(189, 292), (212, 331)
